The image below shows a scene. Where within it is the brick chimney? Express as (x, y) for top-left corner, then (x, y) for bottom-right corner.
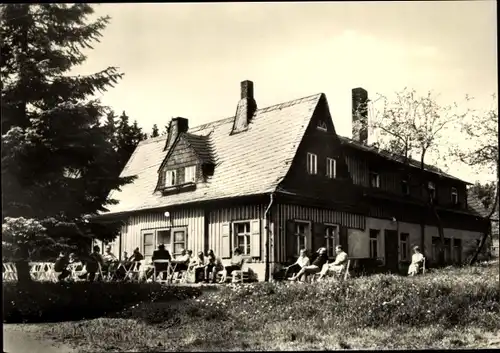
(352, 87), (368, 144)
(231, 80), (257, 134)
(164, 117), (189, 151)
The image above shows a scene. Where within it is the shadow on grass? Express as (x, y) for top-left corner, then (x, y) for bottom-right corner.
(3, 281), (205, 324)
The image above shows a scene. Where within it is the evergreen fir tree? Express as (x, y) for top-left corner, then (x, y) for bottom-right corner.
(1, 4), (134, 281)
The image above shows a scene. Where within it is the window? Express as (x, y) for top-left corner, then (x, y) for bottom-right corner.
(307, 153), (317, 175)
(184, 165), (196, 183)
(173, 230), (186, 256)
(317, 121), (328, 131)
(143, 232), (154, 262)
(164, 170), (177, 187)
(400, 233), (409, 261)
(428, 181), (436, 200)
(453, 238), (462, 264)
(402, 179), (410, 196)
(326, 158), (336, 179)
(369, 229), (379, 258)
(157, 230), (171, 254)
(451, 187), (458, 205)
(325, 225), (338, 258)
(234, 222), (251, 255)
(295, 222), (309, 254)
(369, 171), (380, 188)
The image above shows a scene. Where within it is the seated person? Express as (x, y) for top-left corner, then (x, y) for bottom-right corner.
(102, 245), (119, 273)
(68, 253), (84, 270)
(318, 245), (348, 280)
(408, 246), (425, 276)
(204, 249), (221, 283)
(219, 247), (245, 283)
(79, 246), (104, 282)
(284, 248), (310, 279)
(171, 249), (190, 272)
(289, 247), (328, 282)
(128, 247), (145, 263)
(190, 251), (207, 283)
(149, 244), (171, 280)
(54, 252), (71, 282)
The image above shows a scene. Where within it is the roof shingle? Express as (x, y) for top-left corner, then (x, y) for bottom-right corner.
(104, 93), (322, 215)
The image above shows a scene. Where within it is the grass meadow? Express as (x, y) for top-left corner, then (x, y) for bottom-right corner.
(4, 261), (500, 351)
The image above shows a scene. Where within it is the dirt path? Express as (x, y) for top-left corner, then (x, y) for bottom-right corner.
(3, 324), (76, 353)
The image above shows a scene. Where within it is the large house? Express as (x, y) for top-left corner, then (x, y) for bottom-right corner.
(95, 80), (490, 281)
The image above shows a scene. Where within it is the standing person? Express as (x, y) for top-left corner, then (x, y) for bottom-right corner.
(54, 252), (71, 282)
(79, 246), (104, 282)
(283, 248), (310, 279)
(408, 246), (425, 276)
(219, 248), (244, 283)
(289, 247), (328, 282)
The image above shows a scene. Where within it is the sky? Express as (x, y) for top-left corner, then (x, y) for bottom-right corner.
(73, 1), (498, 184)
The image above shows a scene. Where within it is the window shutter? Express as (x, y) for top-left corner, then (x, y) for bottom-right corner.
(286, 220), (297, 261)
(312, 222), (326, 251)
(306, 222), (312, 252)
(339, 226), (348, 252)
(221, 223), (231, 259)
(250, 219), (261, 258)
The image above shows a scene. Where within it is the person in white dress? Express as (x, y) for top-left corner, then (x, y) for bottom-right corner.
(408, 246), (425, 276)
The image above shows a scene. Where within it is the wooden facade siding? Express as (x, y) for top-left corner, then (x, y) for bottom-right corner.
(274, 203), (366, 262)
(121, 209), (205, 256)
(345, 154), (368, 186)
(208, 204), (266, 261)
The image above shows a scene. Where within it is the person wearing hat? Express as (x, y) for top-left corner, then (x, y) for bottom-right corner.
(289, 247), (328, 282)
(150, 244), (171, 280)
(408, 246), (425, 276)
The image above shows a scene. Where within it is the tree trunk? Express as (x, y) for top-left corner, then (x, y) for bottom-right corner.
(469, 181), (499, 265)
(14, 260), (32, 284)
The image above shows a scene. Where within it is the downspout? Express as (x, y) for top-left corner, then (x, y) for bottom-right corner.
(264, 193), (275, 282)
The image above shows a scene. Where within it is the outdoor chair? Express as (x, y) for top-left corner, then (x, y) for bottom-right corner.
(68, 263), (86, 281)
(3, 262), (18, 282)
(231, 263), (251, 283)
(153, 259), (172, 284)
(125, 261), (143, 282)
(29, 262), (45, 281)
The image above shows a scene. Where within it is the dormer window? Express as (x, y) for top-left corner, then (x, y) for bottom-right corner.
(369, 171), (380, 188)
(165, 170), (177, 187)
(451, 187), (458, 205)
(184, 165), (196, 183)
(317, 120), (328, 132)
(428, 181), (436, 200)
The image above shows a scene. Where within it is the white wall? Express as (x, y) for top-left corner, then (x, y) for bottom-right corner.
(347, 217), (484, 265)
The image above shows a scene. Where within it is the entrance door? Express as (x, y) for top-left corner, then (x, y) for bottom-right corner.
(384, 230), (399, 273)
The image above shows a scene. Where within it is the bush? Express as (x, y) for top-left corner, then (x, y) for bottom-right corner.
(188, 263), (500, 330)
(3, 282), (202, 323)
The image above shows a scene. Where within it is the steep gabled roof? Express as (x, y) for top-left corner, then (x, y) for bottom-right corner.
(103, 93), (322, 215)
(182, 132), (215, 164)
(338, 136), (468, 184)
